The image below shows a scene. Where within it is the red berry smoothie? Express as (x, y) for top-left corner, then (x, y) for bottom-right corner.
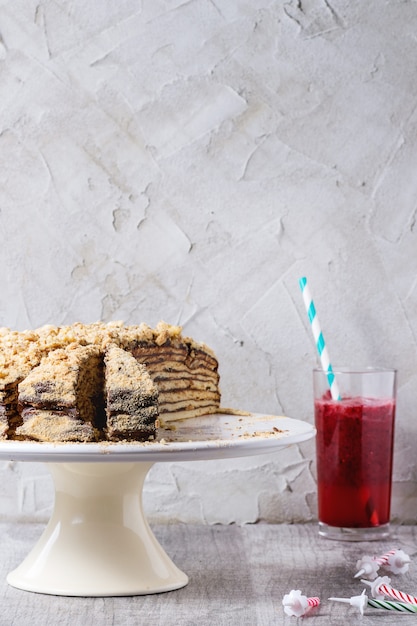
(315, 393), (395, 528)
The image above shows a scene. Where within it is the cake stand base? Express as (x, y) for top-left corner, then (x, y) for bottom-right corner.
(7, 461), (188, 596)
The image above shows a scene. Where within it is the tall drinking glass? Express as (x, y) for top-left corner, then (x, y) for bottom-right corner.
(313, 368), (396, 541)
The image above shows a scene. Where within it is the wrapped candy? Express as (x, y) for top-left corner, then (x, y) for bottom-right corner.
(282, 590), (320, 617)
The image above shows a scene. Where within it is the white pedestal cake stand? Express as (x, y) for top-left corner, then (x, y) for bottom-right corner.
(0, 412), (315, 597)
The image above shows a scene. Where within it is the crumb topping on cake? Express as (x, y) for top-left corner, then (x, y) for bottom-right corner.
(0, 321), (221, 442)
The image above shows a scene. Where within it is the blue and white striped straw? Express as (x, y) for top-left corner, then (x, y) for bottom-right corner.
(299, 277), (341, 401)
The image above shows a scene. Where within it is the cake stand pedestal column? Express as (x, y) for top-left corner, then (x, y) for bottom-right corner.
(7, 461), (188, 596)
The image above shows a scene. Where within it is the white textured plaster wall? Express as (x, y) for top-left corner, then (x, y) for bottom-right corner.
(0, 0), (417, 525)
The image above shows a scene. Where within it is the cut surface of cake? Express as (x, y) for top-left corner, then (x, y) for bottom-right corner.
(104, 344), (159, 441)
(121, 322), (221, 425)
(16, 344), (104, 442)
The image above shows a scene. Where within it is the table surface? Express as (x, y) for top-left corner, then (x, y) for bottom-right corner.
(1, 522), (417, 625)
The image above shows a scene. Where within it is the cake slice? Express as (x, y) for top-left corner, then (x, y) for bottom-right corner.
(16, 344), (104, 442)
(104, 344), (159, 441)
(0, 328), (51, 439)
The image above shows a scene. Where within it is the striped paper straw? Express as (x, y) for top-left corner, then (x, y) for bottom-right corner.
(299, 277), (341, 400)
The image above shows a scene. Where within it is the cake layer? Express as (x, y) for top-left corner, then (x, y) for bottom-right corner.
(157, 403), (220, 422)
(106, 409), (159, 441)
(16, 410), (96, 443)
(130, 341), (220, 424)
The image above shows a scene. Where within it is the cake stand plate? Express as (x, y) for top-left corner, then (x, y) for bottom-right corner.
(0, 412), (315, 597)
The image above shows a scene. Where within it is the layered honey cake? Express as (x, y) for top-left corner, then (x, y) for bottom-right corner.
(104, 344), (159, 441)
(0, 321), (221, 442)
